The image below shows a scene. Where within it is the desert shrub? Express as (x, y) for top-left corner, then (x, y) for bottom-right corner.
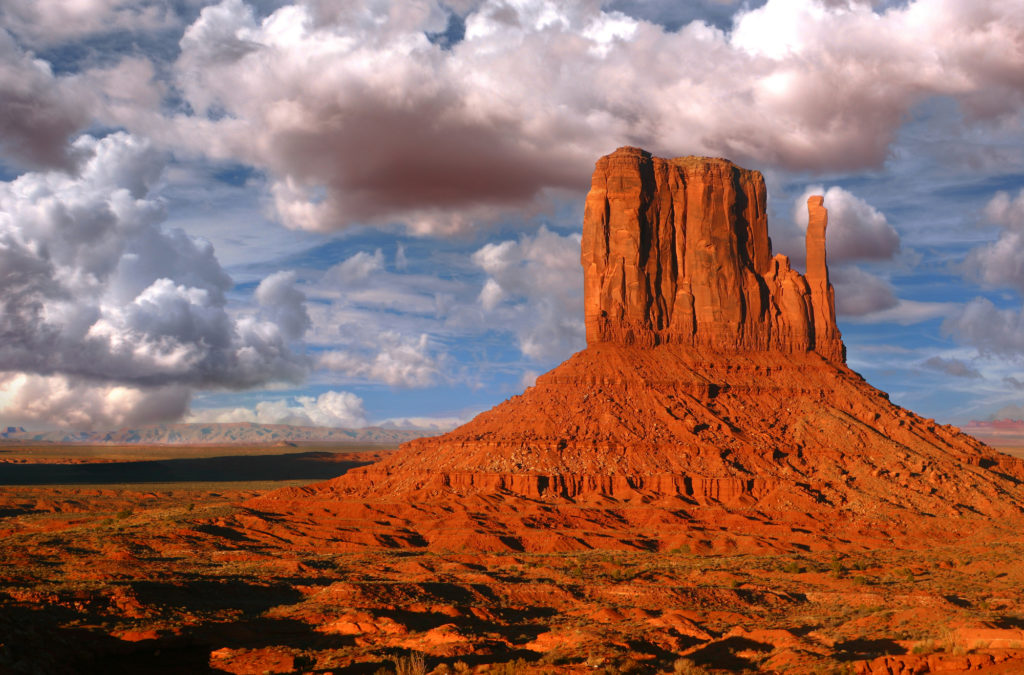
(673, 657), (709, 675)
(115, 508), (132, 520)
(910, 639), (935, 655)
(453, 662), (470, 673)
(829, 558), (845, 578)
(613, 657), (641, 674)
(432, 664), (453, 675)
(781, 560), (803, 574)
(490, 658), (530, 674)
(851, 575), (869, 586)
(396, 652), (427, 675)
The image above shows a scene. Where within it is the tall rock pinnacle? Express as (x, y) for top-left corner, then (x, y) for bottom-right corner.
(805, 195), (843, 362)
(582, 146), (844, 361)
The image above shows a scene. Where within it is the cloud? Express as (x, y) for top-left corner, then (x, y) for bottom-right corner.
(0, 372), (190, 429)
(1003, 376), (1024, 390)
(942, 298), (1024, 358)
(376, 415), (464, 432)
(922, 355), (982, 379)
(794, 186), (900, 264)
(964, 189), (1024, 292)
(844, 299), (958, 325)
(319, 333), (443, 388)
(255, 270), (311, 340)
(110, 0), (1023, 234)
(324, 249), (386, 286)
(0, 0), (177, 45)
(0, 30), (92, 170)
(472, 226), (584, 361)
(831, 265), (899, 316)
(0, 131), (310, 427)
(193, 389), (368, 427)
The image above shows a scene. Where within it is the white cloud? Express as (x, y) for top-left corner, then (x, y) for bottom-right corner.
(794, 185), (900, 263)
(193, 389), (368, 427)
(472, 225), (584, 361)
(325, 249), (386, 285)
(0, 0), (177, 45)
(943, 298), (1024, 358)
(94, 0), (1024, 235)
(0, 131), (311, 426)
(964, 189), (1024, 292)
(376, 415), (464, 432)
(0, 372), (190, 429)
(255, 270), (311, 340)
(319, 332), (442, 388)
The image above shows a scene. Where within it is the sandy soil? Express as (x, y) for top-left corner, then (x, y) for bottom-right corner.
(1, 446), (1023, 674)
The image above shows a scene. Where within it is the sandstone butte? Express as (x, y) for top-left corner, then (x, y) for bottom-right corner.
(246, 147), (1024, 554)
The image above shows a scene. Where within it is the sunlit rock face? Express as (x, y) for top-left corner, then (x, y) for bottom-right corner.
(581, 146), (843, 362)
(244, 148), (1024, 555)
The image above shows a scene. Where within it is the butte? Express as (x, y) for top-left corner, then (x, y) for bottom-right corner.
(248, 147), (1024, 554)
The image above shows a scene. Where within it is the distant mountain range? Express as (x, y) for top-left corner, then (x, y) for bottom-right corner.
(0, 422), (435, 445)
(962, 419), (1024, 446)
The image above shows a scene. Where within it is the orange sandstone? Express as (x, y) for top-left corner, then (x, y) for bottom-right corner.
(246, 148), (1024, 553)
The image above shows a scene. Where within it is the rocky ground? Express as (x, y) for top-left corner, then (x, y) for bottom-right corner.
(2, 449), (1024, 674)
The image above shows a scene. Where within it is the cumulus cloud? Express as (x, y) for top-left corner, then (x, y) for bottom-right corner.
(193, 390), (368, 427)
(0, 0), (176, 45)
(472, 226), (584, 361)
(0, 30), (92, 170)
(0, 372), (190, 429)
(794, 186), (900, 264)
(0, 131), (311, 426)
(103, 0), (1020, 234)
(942, 298), (1024, 358)
(922, 355), (982, 379)
(831, 265), (899, 316)
(964, 189), (1024, 292)
(255, 270), (311, 340)
(319, 333), (443, 388)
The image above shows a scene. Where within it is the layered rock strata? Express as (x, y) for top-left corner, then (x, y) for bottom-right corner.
(245, 148), (1024, 553)
(581, 148), (843, 361)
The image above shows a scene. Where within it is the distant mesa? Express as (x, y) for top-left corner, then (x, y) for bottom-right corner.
(0, 422), (431, 446)
(245, 147), (1024, 554)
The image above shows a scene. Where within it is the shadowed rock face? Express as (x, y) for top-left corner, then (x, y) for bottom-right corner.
(582, 147), (843, 362)
(245, 147), (1024, 554)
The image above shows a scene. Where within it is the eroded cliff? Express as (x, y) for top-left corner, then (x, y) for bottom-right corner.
(582, 147), (843, 361)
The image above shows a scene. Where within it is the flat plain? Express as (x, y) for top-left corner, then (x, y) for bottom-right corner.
(2, 443), (1024, 674)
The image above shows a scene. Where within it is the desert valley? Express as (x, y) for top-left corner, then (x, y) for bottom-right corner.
(4, 149), (1024, 675)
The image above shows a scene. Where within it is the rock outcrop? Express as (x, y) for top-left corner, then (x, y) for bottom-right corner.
(582, 148), (843, 361)
(245, 148), (1024, 554)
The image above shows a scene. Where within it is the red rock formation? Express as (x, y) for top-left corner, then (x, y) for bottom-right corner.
(582, 147), (842, 361)
(245, 148), (1024, 553)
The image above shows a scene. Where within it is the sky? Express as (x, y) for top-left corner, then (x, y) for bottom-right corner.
(0, 0), (1023, 431)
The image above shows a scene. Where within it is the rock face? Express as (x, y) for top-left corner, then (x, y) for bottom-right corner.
(582, 148), (843, 361)
(245, 148), (1024, 554)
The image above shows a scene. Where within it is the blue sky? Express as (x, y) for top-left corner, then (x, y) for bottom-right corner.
(0, 0), (1022, 430)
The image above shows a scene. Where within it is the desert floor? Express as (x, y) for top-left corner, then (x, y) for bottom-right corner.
(2, 444), (1024, 674)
